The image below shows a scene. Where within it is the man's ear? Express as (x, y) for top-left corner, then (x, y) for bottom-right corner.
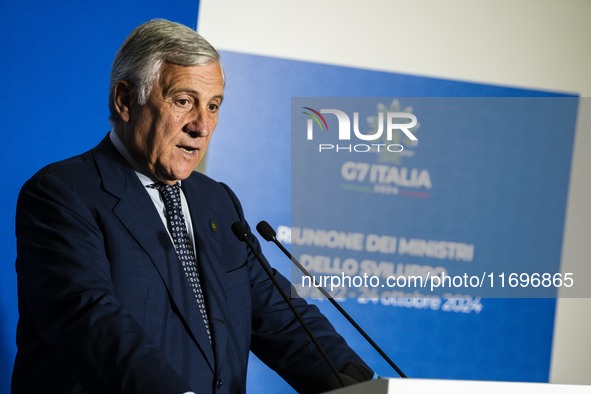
(113, 81), (134, 123)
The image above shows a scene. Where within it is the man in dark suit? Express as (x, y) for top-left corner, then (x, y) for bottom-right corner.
(12, 19), (372, 393)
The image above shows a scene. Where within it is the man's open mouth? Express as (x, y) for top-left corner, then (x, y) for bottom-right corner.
(178, 145), (197, 153)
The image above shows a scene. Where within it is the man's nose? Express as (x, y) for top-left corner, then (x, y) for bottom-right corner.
(185, 108), (210, 137)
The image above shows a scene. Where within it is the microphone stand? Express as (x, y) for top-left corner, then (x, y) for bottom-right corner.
(231, 222), (347, 388)
(256, 221), (407, 379)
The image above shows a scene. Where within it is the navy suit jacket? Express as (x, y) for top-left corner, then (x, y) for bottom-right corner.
(12, 136), (367, 393)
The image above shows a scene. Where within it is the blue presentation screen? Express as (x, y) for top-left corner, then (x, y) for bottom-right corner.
(205, 51), (578, 389)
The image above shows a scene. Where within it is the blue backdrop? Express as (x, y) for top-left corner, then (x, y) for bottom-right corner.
(205, 51), (576, 392)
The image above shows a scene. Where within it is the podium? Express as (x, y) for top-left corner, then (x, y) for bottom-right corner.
(324, 378), (591, 393)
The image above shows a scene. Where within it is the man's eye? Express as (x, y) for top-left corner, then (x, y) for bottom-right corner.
(176, 98), (191, 107)
(208, 103), (219, 112)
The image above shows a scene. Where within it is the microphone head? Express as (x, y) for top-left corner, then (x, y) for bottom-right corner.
(256, 221), (276, 242)
(231, 221), (250, 241)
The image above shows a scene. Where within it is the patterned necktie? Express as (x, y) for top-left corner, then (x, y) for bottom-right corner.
(149, 182), (211, 343)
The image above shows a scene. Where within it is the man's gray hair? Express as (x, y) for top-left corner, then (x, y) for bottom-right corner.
(109, 19), (223, 123)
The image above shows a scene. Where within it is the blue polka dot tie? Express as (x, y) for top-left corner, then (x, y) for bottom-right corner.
(149, 182), (211, 343)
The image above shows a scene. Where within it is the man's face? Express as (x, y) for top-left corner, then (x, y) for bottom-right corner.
(117, 62), (224, 184)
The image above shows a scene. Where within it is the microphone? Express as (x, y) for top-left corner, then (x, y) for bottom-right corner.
(231, 221), (348, 389)
(256, 220), (407, 379)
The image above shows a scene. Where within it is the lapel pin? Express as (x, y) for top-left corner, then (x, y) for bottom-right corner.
(209, 220), (218, 233)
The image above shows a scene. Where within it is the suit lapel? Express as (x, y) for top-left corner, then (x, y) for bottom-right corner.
(92, 136), (216, 370)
